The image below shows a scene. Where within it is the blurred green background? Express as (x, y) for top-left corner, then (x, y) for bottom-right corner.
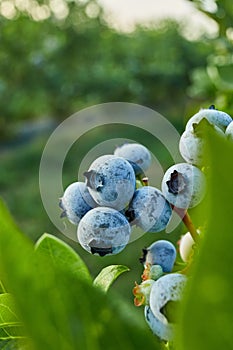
(1, 0), (233, 300)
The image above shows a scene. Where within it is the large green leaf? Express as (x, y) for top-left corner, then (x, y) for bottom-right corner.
(0, 283), (6, 294)
(0, 199), (160, 350)
(0, 339), (29, 350)
(0, 294), (23, 340)
(178, 132), (233, 349)
(35, 233), (92, 284)
(93, 265), (130, 293)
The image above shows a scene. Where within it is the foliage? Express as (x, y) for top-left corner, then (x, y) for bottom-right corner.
(178, 128), (233, 349)
(1, 127), (233, 349)
(0, 202), (159, 349)
(187, 0), (233, 113)
(0, 0), (212, 139)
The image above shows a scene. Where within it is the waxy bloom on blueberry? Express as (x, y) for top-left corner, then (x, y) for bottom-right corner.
(114, 142), (151, 175)
(126, 186), (172, 233)
(180, 119), (224, 167)
(84, 155), (136, 211)
(59, 182), (95, 225)
(148, 273), (187, 341)
(77, 207), (131, 256)
(140, 240), (177, 273)
(161, 163), (206, 209)
(185, 105), (232, 132)
(225, 121), (233, 140)
(144, 306), (173, 342)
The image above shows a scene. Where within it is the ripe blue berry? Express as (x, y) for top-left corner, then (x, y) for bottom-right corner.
(84, 155), (136, 211)
(141, 240), (177, 273)
(225, 121), (233, 140)
(77, 207), (131, 256)
(144, 305), (173, 342)
(148, 273), (187, 341)
(59, 182), (95, 225)
(114, 143), (151, 175)
(185, 105), (232, 132)
(126, 186), (172, 233)
(161, 163), (206, 209)
(179, 129), (204, 166)
(179, 120), (224, 166)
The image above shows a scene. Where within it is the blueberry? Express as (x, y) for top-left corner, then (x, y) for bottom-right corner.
(77, 207), (131, 256)
(126, 186), (172, 233)
(141, 240), (176, 273)
(179, 230), (200, 262)
(225, 121), (233, 140)
(59, 182), (96, 225)
(84, 155), (136, 211)
(179, 121), (224, 167)
(114, 143), (151, 175)
(161, 163), (206, 209)
(148, 273), (187, 341)
(144, 305), (173, 342)
(185, 106), (232, 132)
(179, 129), (204, 166)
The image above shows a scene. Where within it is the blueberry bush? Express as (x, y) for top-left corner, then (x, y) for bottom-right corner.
(1, 107), (233, 349)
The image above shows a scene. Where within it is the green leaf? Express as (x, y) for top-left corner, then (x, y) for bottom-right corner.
(0, 199), (160, 350)
(178, 132), (233, 349)
(35, 233), (92, 284)
(93, 265), (130, 293)
(0, 283), (6, 294)
(0, 294), (24, 340)
(0, 339), (30, 350)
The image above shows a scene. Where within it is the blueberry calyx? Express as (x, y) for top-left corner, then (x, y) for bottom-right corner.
(60, 211), (67, 218)
(166, 170), (187, 195)
(58, 198), (64, 210)
(208, 104), (216, 110)
(84, 170), (104, 191)
(139, 248), (148, 264)
(90, 245), (113, 257)
(125, 208), (136, 223)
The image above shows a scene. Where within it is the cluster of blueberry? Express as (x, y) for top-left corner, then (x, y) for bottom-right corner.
(60, 143), (154, 256)
(132, 105), (232, 343)
(59, 105), (232, 343)
(133, 240), (187, 342)
(59, 135), (207, 257)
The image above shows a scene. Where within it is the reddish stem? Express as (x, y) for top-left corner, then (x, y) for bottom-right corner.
(172, 206), (200, 244)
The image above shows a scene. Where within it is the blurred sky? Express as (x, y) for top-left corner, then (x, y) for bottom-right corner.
(99, 0), (218, 39)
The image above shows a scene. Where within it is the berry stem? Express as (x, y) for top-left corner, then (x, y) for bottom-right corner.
(173, 206), (200, 244)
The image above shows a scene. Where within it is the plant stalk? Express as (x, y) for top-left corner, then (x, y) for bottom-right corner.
(173, 206), (200, 244)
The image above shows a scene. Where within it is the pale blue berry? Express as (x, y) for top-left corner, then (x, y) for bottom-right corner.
(59, 182), (95, 225)
(180, 122), (224, 167)
(225, 121), (233, 140)
(186, 105), (232, 132)
(126, 186), (172, 233)
(141, 240), (177, 273)
(148, 273), (187, 341)
(144, 306), (173, 342)
(84, 155), (136, 211)
(77, 207), (131, 256)
(161, 163), (206, 209)
(114, 143), (151, 175)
